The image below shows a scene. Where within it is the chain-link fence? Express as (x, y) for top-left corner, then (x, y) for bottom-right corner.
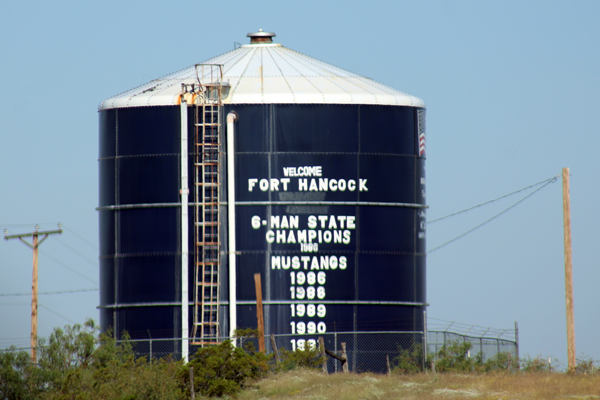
(119, 329), (517, 373)
(1, 328), (518, 373)
(124, 332), (423, 373)
(427, 331), (518, 363)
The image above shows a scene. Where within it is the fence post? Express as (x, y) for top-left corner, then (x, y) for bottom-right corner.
(423, 310), (428, 372)
(497, 338), (500, 358)
(479, 337), (483, 363)
(334, 330), (338, 373)
(149, 339), (152, 362)
(319, 337), (327, 374)
(341, 342), (349, 373)
(270, 334), (280, 364)
(514, 321), (520, 370)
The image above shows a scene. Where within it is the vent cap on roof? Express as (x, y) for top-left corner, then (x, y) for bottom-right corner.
(247, 29), (276, 44)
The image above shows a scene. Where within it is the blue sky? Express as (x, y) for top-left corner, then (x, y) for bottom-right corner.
(1, 0), (599, 367)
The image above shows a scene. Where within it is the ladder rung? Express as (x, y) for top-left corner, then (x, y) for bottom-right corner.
(191, 341), (220, 346)
(196, 262), (219, 266)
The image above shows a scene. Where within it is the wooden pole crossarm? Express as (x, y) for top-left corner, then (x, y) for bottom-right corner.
(4, 229), (62, 240)
(18, 237), (34, 249)
(37, 233), (51, 246)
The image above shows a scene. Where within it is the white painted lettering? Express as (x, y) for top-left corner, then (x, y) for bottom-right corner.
(301, 256), (311, 270)
(347, 216), (356, 229)
(266, 230), (274, 243)
(292, 256), (300, 269)
(318, 215), (328, 229)
(287, 230), (296, 243)
(329, 179), (338, 191)
(271, 256), (281, 269)
(359, 179), (368, 191)
(276, 230), (286, 243)
(259, 179), (269, 191)
(297, 230), (307, 242)
(299, 179), (308, 191)
(342, 230), (351, 244)
(319, 178), (328, 191)
(248, 179), (258, 191)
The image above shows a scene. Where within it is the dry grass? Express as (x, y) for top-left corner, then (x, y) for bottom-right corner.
(234, 369), (600, 400)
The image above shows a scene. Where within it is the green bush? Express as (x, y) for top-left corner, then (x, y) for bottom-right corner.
(393, 343), (425, 374)
(183, 340), (269, 398)
(479, 351), (518, 372)
(520, 356), (555, 372)
(432, 340), (481, 373)
(276, 346), (325, 371)
(575, 355), (599, 374)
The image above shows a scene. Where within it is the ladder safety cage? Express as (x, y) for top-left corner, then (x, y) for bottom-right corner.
(188, 64), (224, 345)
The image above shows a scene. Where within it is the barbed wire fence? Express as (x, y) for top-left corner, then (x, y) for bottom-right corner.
(1, 318), (518, 373)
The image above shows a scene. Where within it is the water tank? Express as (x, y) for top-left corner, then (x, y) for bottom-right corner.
(98, 31), (426, 365)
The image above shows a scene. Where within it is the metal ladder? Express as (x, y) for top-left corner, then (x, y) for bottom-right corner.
(191, 64), (224, 345)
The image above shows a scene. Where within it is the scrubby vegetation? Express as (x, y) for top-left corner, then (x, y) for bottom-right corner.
(394, 340), (555, 374)
(0, 320), (184, 400)
(1, 324), (600, 399)
(0, 323), (325, 399)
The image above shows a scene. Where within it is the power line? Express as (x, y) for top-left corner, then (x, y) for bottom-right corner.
(0, 289), (98, 297)
(62, 225), (99, 250)
(0, 347), (32, 353)
(1, 222), (61, 229)
(39, 304), (75, 324)
(55, 238), (99, 268)
(427, 175), (560, 224)
(427, 177), (558, 254)
(38, 249), (98, 284)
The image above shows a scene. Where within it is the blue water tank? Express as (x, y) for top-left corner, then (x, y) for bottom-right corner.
(98, 31), (427, 367)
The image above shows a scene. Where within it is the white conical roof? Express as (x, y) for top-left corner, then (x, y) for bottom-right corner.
(99, 33), (424, 110)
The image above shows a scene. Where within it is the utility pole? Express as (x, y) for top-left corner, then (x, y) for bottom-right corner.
(4, 224), (63, 363)
(562, 168), (576, 372)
